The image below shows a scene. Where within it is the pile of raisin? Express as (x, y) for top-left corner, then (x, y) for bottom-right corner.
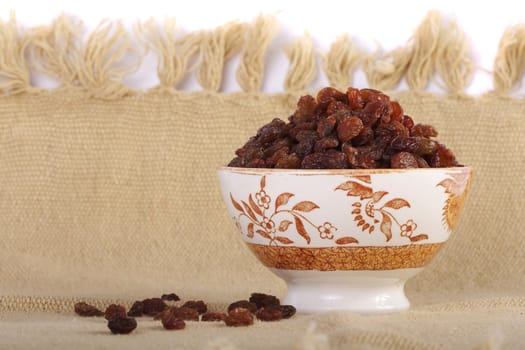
(73, 292), (295, 334)
(228, 87), (459, 169)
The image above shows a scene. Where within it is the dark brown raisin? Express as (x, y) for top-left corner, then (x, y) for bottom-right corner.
(275, 153), (301, 169)
(429, 144), (458, 167)
(255, 307), (283, 321)
(337, 116), (364, 143)
(391, 152), (419, 168)
(227, 300), (257, 313)
(201, 312), (228, 322)
(104, 304), (127, 321)
(293, 95), (317, 123)
(293, 139), (315, 159)
(224, 308), (254, 327)
(127, 301), (144, 317)
(156, 306), (199, 321)
(246, 159), (267, 168)
(278, 305), (296, 319)
(182, 300), (207, 315)
(314, 136), (339, 152)
(411, 123), (438, 137)
(265, 146), (290, 167)
(161, 293), (180, 302)
(161, 312), (186, 330)
(316, 115), (336, 138)
(414, 155), (430, 168)
(351, 127), (374, 146)
(249, 293), (280, 309)
(227, 157), (244, 167)
(74, 302), (104, 317)
(107, 317), (137, 334)
(414, 137), (438, 156)
(257, 118), (288, 144)
(142, 298), (168, 317)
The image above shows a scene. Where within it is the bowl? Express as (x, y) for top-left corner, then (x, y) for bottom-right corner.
(218, 166), (472, 313)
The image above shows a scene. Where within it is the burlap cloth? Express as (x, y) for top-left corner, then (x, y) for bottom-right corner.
(1, 11), (525, 350)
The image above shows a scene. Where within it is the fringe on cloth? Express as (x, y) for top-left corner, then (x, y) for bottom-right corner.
(0, 11), (523, 98)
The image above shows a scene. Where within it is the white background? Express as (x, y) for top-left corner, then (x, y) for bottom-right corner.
(2, 0), (525, 95)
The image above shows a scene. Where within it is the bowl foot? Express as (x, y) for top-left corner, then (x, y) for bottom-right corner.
(272, 268), (421, 314)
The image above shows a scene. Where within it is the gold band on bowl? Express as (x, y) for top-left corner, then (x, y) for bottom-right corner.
(246, 243), (444, 271)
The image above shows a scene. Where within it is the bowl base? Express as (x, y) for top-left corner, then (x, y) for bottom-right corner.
(272, 268), (422, 314)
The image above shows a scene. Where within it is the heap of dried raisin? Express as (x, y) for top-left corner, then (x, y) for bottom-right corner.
(228, 87), (460, 169)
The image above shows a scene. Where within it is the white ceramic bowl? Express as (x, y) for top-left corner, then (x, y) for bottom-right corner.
(218, 166), (472, 313)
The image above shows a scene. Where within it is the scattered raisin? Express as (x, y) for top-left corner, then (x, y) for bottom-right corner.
(224, 308), (254, 327)
(127, 301), (144, 317)
(161, 293), (180, 302)
(160, 311), (186, 330)
(201, 312), (228, 322)
(278, 305), (296, 319)
(104, 304), (127, 321)
(74, 302), (104, 317)
(142, 298), (168, 317)
(227, 300), (257, 313)
(171, 307), (200, 321)
(255, 307), (283, 321)
(107, 316), (137, 334)
(182, 300), (207, 315)
(249, 293), (280, 309)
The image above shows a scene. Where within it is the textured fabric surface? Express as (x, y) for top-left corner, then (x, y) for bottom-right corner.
(0, 90), (524, 348)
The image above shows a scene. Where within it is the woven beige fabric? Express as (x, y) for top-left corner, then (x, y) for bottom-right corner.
(0, 90), (524, 349)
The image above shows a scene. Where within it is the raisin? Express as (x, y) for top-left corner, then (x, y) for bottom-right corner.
(107, 316), (137, 334)
(275, 153), (301, 169)
(249, 293), (280, 309)
(156, 306), (199, 321)
(104, 304), (127, 321)
(74, 302), (104, 317)
(347, 87), (363, 110)
(255, 307), (283, 321)
(316, 87), (347, 112)
(127, 301), (144, 317)
(227, 300), (257, 313)
(391, 152), (419, 168)
(256, 118), (288, 144)
(142, 298), (168, 317)
(293, 95), (317, 123)
(411, 123), (438, 137)
(182, 300), (207, 315)
(278, 305), (296, 319)
(326, 100), (350, 116)
(402, 115), (415, 130)
(359, 88), (390, 103)
(414, 155), (430, 168)
(293, 139), (315, 159)
(337, 116), (364, 143)
(351, 127), (374, 146)
(227, 157), (244, 167)
(414, 138), (438, 156)
(314, 136), (339, 152)
(161, 293), (180, 302)
(224, 308), (254, 327)
(246, 159), (267, 168)
(361, 101), (389, 126)
(294, 129), (318, 142)
(161, 312), (186, 330)
(201, 312), (228, 322)
(265, 146), (290, 167)
(316, 115), (336, 138)
(390, 101), (404, 122)
(429, 144), (458, 167)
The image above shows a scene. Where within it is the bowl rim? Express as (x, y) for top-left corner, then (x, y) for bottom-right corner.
(218, 165), (472, 175)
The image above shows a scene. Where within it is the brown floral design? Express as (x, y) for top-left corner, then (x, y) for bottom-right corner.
(230, 176), (358, 246)
(335, 175), (428, 242)
(437, 169), (472, 231)
(247, 242), (444, 270)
